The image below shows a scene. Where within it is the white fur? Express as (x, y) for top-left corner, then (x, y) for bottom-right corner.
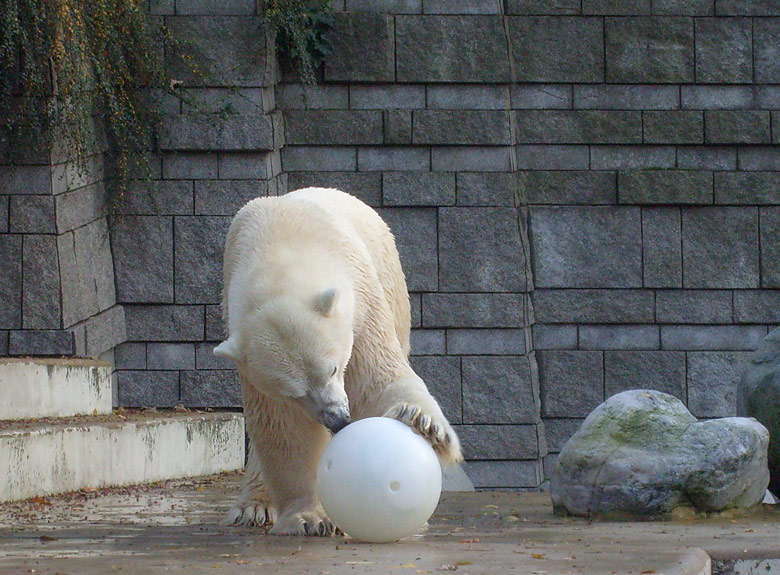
(219, 188), (462, 536)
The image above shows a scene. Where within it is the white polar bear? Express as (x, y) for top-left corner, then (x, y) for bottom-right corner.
(215, 187), (462, 536)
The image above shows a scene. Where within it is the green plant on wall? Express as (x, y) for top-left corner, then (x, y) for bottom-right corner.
(0, 0), (168, 197)
(265, 0), (333, 84)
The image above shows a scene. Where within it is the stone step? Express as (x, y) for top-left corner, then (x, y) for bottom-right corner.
(0, 358), (112, 420)
(0, 411), (245, 503)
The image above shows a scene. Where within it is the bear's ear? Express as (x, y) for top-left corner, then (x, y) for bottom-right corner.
(214, 337), (240, 361)
(315, 286), (339, 317)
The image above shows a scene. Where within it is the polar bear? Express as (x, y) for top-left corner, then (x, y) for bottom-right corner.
(214, 187), (462, 536)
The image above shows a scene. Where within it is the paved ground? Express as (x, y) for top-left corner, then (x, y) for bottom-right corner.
(1, 473), (779, 575)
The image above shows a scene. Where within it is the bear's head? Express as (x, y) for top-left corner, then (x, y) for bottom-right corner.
(215, 285), (354, 433)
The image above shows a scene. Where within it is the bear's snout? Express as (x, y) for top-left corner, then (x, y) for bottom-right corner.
(318, 407), (351, 434)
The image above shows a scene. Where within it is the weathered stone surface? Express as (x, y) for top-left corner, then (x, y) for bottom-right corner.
(114, 342), (146, 370)
(115, 180), (193, 215)
(656, 290), (732, 324)
(423, 294), (524, 328)
(397, 16), (510, 82)
(158, 115), (274, 152)
(84, 305), (126, 356)
(175, 0), (255, 15)
(457, 172), (516, 207)
(719, 0), (780, 15)
(111, 216), (174, 303)
(284, 110), (382, 146)
(0, 166), (51, 195)
(661, 326), (766, 351)
(8, 330), (74, 356)
(346, 0), (421, 12)
(277, 84), (349, 109)
(654, 0), (714, 14)
(384, 110), (412, 144)
(539, 351), (604, 418)
(619, 170), (712, 204)
(462, 356), (538, 424)
(22, 235), (60, 329)
(591, 146), (676, 169)
(734, 290), (780, 323)
(205, 305), (225, 341)
(681, 85), (754, 110)
(287, 172), (382, 206)
(10, 196), (55, 233)
(642, 207), (682, 288)
(218, 153), (273, 180)
(509, 17), (603, 82)
(551, 390), (769, 518)
(715, 172), (780, 205)
(512, 85), (572, 109)
(117, 370), (179, 407)
(377, 208), (437, 292)
(430, 85), (509, 110)
(325, 13), (395, 82)
(521, 171), (615, 205)
(516, 111), (641, 144)
(533, 289), (654, 324)
(196, 342), (234, 370)
(678, 147), (736, 170)
(55, 183), (106, 233)
(530, 207), (642, 288)
(606, 17), (694, 83)
(174, 216), (230, 304)
(358, 147), (429, 171)
(431, 147), (512, 172)
(695, 18), (752, 83)
(409, 329), (445, 355)
(574, 85), (679, 110)
(515, 145), (590, 170)
(506, 0), (580, 14)
(740, 147), (780, 171)
(383, 172), (455, 206)
(194, 180), (266, 216)
(705, 111), (771, 144)
(604, 351), (686, 400)
(147, 343), (196, 370)
(459, 425), (540, 460)
(446, 329), (526, 356)
(532, 325), (577, 350)
(642, 111), (704, 144)
(181, 87), (270, 115)
(754, 19), (780, 82)
(579, 325), (659, 350)
(740, 328), (780, 492)
(465, 460), (544, 488)
(180, 370), (241, 407)
(413, 111), (511, 145)
(162, 153), (218, 180)
(682, 207), (759, 288)
(124, 305), (204, 342)
(410, 355), (462, 423)
(688, 351), (751, 418)
(439, 207), (527, 292)
(761, 208), (780, 287)
(0, 196), (7, 233)
(350, 85), (425, 109)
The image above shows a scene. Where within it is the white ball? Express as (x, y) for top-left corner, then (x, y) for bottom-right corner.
(316, 417), (442, 542)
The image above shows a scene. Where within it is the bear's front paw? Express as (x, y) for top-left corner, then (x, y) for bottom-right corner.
(384, 402), (463, 463)
(225, 496), (278, 528)
(270, 507), (337, 536)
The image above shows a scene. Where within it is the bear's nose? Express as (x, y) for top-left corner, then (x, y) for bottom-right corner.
(319, 409), (351, 434)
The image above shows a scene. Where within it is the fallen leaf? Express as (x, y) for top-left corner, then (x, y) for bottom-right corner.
(458, 539), (479, 544)
(456, 561), (472, 566)
(38, 535), (57, 542)
(531, 554), (546, 560)
(641, 570), (656, 574)
(346, 562), (376, 565)
(29, 497), (52, 506)
(391, 564), (417, 569)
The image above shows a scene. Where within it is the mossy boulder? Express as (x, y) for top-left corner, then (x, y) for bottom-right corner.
(740, 327), (780, 493)
(551, 389), (769, 519)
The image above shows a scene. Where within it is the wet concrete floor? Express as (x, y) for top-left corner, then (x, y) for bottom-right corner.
(1, 473), (779, 575)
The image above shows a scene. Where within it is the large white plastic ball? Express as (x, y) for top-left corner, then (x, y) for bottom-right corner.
(316, 416), (442, 542)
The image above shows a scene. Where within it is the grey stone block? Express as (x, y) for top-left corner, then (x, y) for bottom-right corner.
(583, 0), (649, 13)
(22, 235), (61, 329)
(377, 208), (437, 291)
(429, 85), (509, 110)
(166, 17), (274, 87)
(10, 196), (55, 233)
(447, 329), (526, 355)
(410, 293), (421, 328)
(688, 351), (752, 417)
(8, 330), (74, 356)
(282, 147), (356, 172)
(345, 0), (421, 12)
(111, 216), (174, 303)
(643, 111), (704, 144)
(544, 418), (584, 452)
(384, 110), (412, 145)
(661, 326), (767, 351)
(194, 180), (267, 215)
(358, 147), (429, 171)
(604, 351), (686, 401)
(181, 369), (242, 407)
(654, 0), (713, 14)
(515, 111), (641, 144)
(512, 85), (572, 109)
(409, 329), (445, 355)
(325, 13), (395, 82)
(705, 111), (771, 144)
(180, 87), (270, 115)
(606, 17), (694, 82)
(114, 342), (146, 369)
(521, 171), (616, 205)
(740, 147), (780, 171)
(579, 325), (660, 350)
(458, 425), (540, 460)
(57, 232), (92, 327)
(196, 342), (234, 370)
(509, 17), (604, 82)
(423, 294), (525, 328)
(439, 207), (528, 292)
(410, 355), (462, 423)
(284, 110), (383, 145)
(158, 115), (274, 152)
(695, 18), (752, 83)
(124, 305), (204, 342)
(574, 85), (679, 110)
(147, 343), (196, 370)
(287, 172), (382, 206)
(619, 170), (712, 204)
(413, 111), (511, 145)
(0, 331), (7, 355)
(515, 145), (590, 170)
(463, 356), (538, 424)
(162, 153), (218, 179)
(0, 196), (7, 233)
(84, 305), (126, 356)
(532, 325), (577, 350)
(423, 0), (501, 13)
(115, 180), (193, 215)
(205, 305), (225, 341)
(735, 291), (780, 323)
(383, 172), (455, 206)
(456, 172), (516, 207)
(539, 350), (603, 417)
(432, 147), (512, 172)
(349, 85), (426, 109)
(397, 15), (510, 82)
(677, 147), (736, 170)
(117, 370), (179, 407)
(0, 166), (51, 195)
(681, 85), (754, 110)
(533, 289), (655, 323)
(590, 146), (676, 169)
(175, 0), (255, 15)
(174, 216), (230, 304)
(643, 207), (682, 288)
(718, 0), (780, 15)
(530, 207), (642, 288)
(218, 153), (274, 180)
(682, 207), (759, 288)
(762, 208), (780, 287)
(55, 183), (106, 235)
(755, 19), (780, 82)
(463, 460), (544, 489)
(657, 290), (733, 324)
(506, 0), (580, 14)
(276, 84), (349, 110)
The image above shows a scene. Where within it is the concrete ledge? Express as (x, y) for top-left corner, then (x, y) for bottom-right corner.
(0, 412), (245, 502)
(0, 358), (112, 420)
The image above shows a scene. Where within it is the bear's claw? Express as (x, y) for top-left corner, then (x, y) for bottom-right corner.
(385, 402), (462, 463)
(225, 500), (277, 527)
(271, 511), (337, 536)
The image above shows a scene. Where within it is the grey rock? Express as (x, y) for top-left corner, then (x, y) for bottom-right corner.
(574, 84), (679, 110)
(653, 0), (713, 14)
(457, 172), (516, 207)
(677, 147), (736, 170)
(409, 329), (445, 355)
(413, 111), (511, 145)
(0, 166), (51, 195)
(158, 115), (274, 152)
(346, 0), (421, 12)
(544, 418), (585, 453)
(174, 216), (230, 304)
(695, 18), (752, 83)
(715, 172), (780, 205)
(656, 290), (733, 324)
(662, 326), (766, 351)
(521, 170), (616, 205)
(22, 235), (61, 329)
(705, 111), (771, 144)
(539, 350), (604, 417)
(284, 110), (383, 146)
(583, 0), (649, 13)
(533, 289), (654, 324)
(579, 325), (659, 350)
(84, 305), (126, 356)
(175, 0), (255, 16)
(447, 329), (526, 356)
(114, 342), (147, 370)
(590, 146), (676, 169)
(441, 464), (475, 492)
(276, 84), (349, 110)
(124, 305), (204, 342)
(377, 208), (437, 292)
(734, 291), (780, 323)
(114, 180), (193, 216)
(10, 195), (56, 233)
(643, 111), (704, 144)
(117, 370), (179, 407)
(755, 19), (780, 82)
(384, 110), (412, 145)
(532, 325), (577, 350)
(194, 180), (267, 215)
(719, 0), (780, 15)
(739, 147), (780, 171)
(325, 14), (395, 82)
(681, 85), (754, 110)
(431, 147), (512, 172)
(8, 330), (74, 356)
(552, 390), (769, 518)
(515, 145), (590, 170)
(423, 293), (525, 328)
(205, 305), (225, 341)
(505, 0), (580, 14)
(604, 351), (686, 401)
(515, 110), (641, 144)
(147, 343), (196, 370)
(180, 370), (241, 407)
(462, 356), (539, 424)
(0, 196), (7, 233)
(642, 207), (682, 288)
(383, 172), (455, 206)
(430, 85), (509, 110)
(512, 85), (572, 109)
(464, 460), (544, 489)
(162, 153), (218, 180)
(410, 355), (462, 423)
(287, 172), (382, 207)
(218, 153), (274, 180)
(349, 85), (425, 109)
(111, 216), (174, 303)
(458, 425), (540, 460)
(359, 147), (429, 171)
(181, 88), (270, 115)
(196, 342), (234, 370)
(423, 0), (501, 13)
(619, 170), (712, 204)
(688, 351), (751, 418)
